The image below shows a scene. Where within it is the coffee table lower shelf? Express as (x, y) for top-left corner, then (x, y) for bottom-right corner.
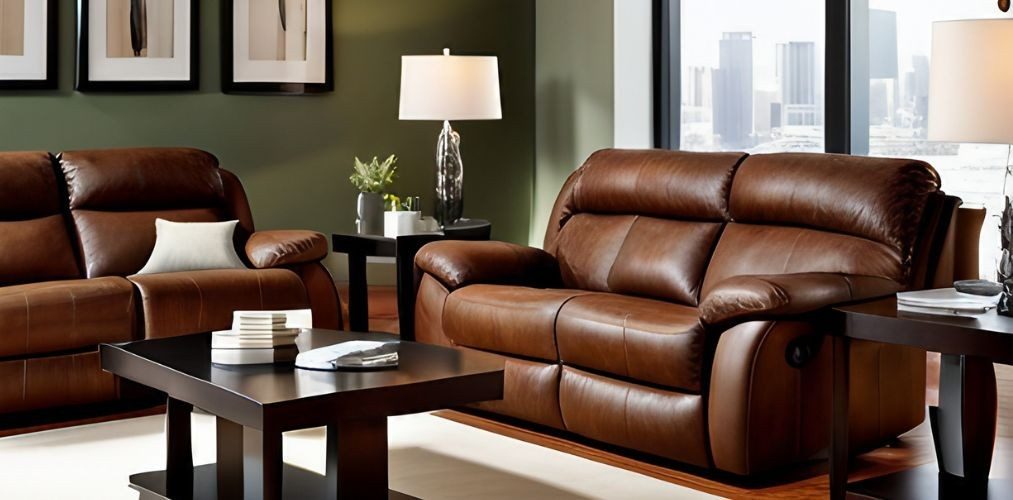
(129, 463), (418, 500)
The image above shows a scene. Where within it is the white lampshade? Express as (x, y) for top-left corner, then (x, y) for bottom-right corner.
(928, 19), (1013, 144)
(399, 50), (502, 121)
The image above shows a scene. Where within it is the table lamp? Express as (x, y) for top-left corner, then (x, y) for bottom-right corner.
(928, 19), (1013, 293)
(399, 49), (502, 227)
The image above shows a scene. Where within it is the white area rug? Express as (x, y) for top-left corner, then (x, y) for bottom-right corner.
(0, 412), (715, 500)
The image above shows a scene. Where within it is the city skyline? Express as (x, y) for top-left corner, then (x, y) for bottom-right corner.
(677, 0), (1008, 276)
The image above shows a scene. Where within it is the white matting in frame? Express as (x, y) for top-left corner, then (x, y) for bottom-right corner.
(87, 0), (192, 81)
(232, 0), (327, 84)
(0, 1), (48, 81)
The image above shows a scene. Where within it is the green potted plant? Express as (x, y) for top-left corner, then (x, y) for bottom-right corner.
(350, 154), (397, 235)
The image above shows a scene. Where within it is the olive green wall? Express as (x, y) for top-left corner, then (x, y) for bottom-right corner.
(0, 1), (535, 260)
(532, 0), (614, 246)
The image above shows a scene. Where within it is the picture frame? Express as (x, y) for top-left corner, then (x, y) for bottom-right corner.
(0, 0), (57, 90)
(222, 0), (333, 95)
(77, 0), (198, 91)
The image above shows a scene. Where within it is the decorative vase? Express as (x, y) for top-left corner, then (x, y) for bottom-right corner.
(356, 192), (384, 235)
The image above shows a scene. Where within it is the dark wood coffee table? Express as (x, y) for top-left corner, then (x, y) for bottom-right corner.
(100, 330), (505, 500)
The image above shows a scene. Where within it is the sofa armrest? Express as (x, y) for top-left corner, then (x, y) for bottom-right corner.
(415, 240), (560, 291)
(700, 273), (902, 326)
(246, 230), (328, 269)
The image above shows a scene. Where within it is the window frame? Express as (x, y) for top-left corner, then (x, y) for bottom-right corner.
(652, 0), (860, 154)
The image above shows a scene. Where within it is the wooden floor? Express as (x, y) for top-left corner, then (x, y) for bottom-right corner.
(438, 410), (1011, 499)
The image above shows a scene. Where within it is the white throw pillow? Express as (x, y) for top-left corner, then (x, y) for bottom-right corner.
(136, 219), (248, 275)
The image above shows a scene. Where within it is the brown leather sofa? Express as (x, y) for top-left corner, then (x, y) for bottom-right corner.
(414, 149), (957, 476)
(0, 148), (340, 417)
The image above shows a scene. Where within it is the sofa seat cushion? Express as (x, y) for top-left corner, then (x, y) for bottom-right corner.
(463, 347), (566, 429)
(559, 366), (709, 467)
(0, 277), (136, 358)
(556, 293), (704, 392)
(443, 285), (589, 361)
(128, 269), (309, 339)
(0, 350), (118, 413)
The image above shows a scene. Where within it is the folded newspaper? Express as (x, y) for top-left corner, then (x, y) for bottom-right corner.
(295, 341), (399, 370)
(896, 288), (1001, 317)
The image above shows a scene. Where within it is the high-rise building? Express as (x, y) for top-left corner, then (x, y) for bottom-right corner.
(910, 55), (929, 131)
(869, 79), (890, 125)
(684, 66), (712, 107)
(683, 66), (712, 124)
(754, 89), (777, 135)
(712, 32), (753, 149)
(776, 41), (817, 126)
(869, 10), (899, 80)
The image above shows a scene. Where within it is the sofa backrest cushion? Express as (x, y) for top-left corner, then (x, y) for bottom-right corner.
(701, 153), (941, 296)
(0, 152), (81, 285)
(59, 148), (254, 278)
(546, 149), (746, 306)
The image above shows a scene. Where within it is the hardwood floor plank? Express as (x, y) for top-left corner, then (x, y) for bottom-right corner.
(437, 409), (1011, 499)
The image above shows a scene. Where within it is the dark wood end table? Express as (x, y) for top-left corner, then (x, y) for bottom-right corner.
(831, 297), (1013, 499)
(331, 218), (491, 339)
(100, 329), (504, 500)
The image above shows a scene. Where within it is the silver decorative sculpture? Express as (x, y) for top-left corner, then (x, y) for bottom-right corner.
(435, 121), (464, 225)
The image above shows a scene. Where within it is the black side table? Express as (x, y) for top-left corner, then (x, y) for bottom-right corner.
(331, 218), (491, 340)
(830, 297), (1013, 499)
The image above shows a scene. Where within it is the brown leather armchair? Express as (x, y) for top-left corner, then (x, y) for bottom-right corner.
(414, 149), (958, 476)
(0, 148), (341, 417)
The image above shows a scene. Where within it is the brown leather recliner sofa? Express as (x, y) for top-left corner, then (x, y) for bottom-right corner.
(0, 147), (341, 416)
(414, 149), (957, 476)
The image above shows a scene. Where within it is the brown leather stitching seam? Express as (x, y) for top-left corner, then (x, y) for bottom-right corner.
(781, 231), (805, 273)
(621, 313), (632, 378)
(741, 320), (777, 475)
(842, 275), (856, 300)
(186, 276), (204, 331)
(604, 215), (640, 291)
(551, 292), (594, 362)
(21, 293), (29, 360)
(69, 288), (78, 348)
(256, 271), (264, 309)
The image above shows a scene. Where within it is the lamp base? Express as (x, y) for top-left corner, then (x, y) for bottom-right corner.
(435, 120), (464, 227)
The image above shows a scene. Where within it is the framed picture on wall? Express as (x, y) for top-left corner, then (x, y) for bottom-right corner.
(77, 0), (198, 91)
(0, 0), (57, 89)
(222, 0), (333, 95)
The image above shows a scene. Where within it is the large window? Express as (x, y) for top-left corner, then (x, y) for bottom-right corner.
(678, 1), (825, 153)
(856, 1), (1004, 277)
(656, 0), (1006, 277)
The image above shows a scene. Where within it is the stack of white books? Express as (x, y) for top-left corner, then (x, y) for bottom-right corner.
(211, 311), (303, 365)
(896, 288), (1001, 317)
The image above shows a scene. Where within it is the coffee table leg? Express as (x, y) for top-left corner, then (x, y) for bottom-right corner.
(165, 397), (193, 500)
(327, 417), (388, 499)
(830, 335), (850, 500)
(216, 417), (283, 500)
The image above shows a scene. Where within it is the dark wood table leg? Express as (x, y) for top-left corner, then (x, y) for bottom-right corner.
(216, 417), (244, 500)
(394, 234), (441, 341)
(165, 397), (193, 500)
(930, 354), (997, 487)
(216, 417), (283, 500)
(327, 417), (389, 500)
(831, 335), (850, 500)
(348, 251), (369, 332)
